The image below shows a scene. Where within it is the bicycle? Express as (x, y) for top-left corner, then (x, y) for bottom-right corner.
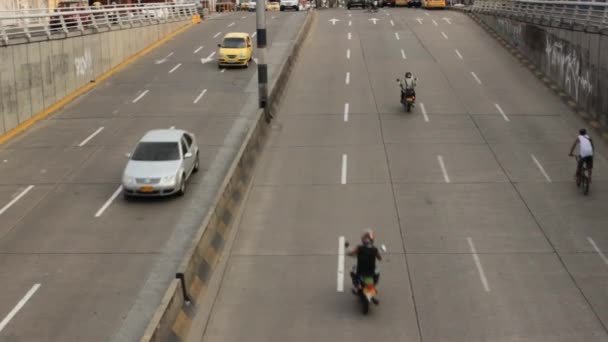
(573, 155), (591, 195)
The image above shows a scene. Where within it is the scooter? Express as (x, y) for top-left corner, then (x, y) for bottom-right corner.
(345, 241), (387, 315)
(397, 78), (415, 112)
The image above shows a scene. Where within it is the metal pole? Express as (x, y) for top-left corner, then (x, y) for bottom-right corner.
(256, 0), (268, 110)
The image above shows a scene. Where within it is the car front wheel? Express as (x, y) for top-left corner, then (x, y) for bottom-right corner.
(177, 174), (186, 196)
(193, 153), (200, 173)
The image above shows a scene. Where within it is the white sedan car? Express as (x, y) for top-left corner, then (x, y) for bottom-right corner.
(122, 129), (199, 198)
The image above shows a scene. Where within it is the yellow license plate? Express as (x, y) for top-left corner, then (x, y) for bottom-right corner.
(139, 186), (154, 192)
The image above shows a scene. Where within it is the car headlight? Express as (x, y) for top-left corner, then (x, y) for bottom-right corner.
(161, 175), (176, 185)
(123, 175), (135, 185)
(239, 53), (246, 58)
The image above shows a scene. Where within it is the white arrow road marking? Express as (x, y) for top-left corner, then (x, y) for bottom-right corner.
(329, 18), (340, 25)
(369, 18), (379, 24)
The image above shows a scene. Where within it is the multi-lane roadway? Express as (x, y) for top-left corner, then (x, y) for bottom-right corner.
(194, 8), (608, 342)
(0, 11), (306, 342)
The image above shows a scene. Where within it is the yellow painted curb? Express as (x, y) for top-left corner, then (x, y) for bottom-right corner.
(0, 21), (195, 146)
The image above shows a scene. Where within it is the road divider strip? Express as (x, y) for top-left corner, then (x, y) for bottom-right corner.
(140, 9), (317, 342)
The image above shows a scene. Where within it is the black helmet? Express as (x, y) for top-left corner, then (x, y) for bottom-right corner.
(579, 128), (587, 135)
(405, 72), (412, 78)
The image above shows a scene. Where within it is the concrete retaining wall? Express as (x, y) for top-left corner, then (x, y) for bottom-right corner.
(0, 20), (190, 138)
(139, 9), (317, 342)
(474, 13), (608, 130)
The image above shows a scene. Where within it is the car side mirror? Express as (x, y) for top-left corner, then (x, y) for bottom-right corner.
(217, 43), (222, 47)
(125, 153), (131, 159)
(184, 152), (193, 159)
(396, 78), (400, 82)
(344, 241), (350, 248)
(381, 244), (387, 252)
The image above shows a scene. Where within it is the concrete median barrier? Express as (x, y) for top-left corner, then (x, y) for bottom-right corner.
(460, 8), (608, 139)
(140, 9), (317, 342)
(0, 18), (194, 145)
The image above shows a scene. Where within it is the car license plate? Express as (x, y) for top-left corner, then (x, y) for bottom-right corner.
(139, 186), (154, 192)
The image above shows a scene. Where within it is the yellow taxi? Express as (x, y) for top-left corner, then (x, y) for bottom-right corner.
(217, 32), (254, 68)
(266, 1), (280, 10)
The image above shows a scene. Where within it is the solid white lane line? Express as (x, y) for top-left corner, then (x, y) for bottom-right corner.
(401, 49), (406, 59)
(345, 72), (350, 85)
(494, 103), (510, 122)
(432, 19), (438, 26)
(346, 49), (351, 59)
(441, 31), (448, 39)
(421, 103), (429, 122)
(348, 32), (352, 40)
(168, 63), (182, 74)
(531, 154), (552, 183)
(194, 46), (203, 54)
(252, 31), (257, 38)
(213, 32), (222, 38)
(349, 20), (352, 26)
(341, 154), (348, 184)
(132, 89), (149, 103)
(471, 71), (482, 85)
(194, 89), (208, 104)
(390, 20), (394, 26)
(437, 155), (450, 183)
(455, 49), (463, 59)
(0, 284), (41, 333)
(337, 236), (345, 292)
(344, 103), (349, 122)
(395, 32), (400, 40)
(0, 185), (34, 216)
(95, 186), (123, 218)
(227, 22), (235, 27)
(78, 127), (104, 147)
(588, 237), (608, 265)
(467, 238), (491, 292)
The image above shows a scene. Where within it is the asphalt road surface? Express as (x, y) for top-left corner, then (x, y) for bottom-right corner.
(0, 10), (306, 342)
(194, 8), (608, 342)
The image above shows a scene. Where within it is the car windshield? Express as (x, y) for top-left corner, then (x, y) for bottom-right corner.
(222, 38), (247, 48)
(131, 142), (180, 161)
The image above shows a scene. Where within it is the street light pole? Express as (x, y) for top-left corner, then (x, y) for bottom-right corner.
(255, 0), (268, 109)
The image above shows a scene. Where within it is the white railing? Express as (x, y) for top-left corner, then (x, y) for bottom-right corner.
(471, 0), (608, 29)
(0, 3), (197, 44)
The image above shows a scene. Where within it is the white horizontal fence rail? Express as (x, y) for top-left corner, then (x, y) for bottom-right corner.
(0, 3), (197, 44)
(472, 0), (608, 30)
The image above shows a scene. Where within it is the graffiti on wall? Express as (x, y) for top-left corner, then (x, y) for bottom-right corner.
(74, 48), (92, 77)
(497, 18), (523, 47)
(544, 35), (593, 101)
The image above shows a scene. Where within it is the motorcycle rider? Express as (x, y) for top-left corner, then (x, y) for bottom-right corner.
(400, 72), (417, 105)
(348, 229), (382, 303)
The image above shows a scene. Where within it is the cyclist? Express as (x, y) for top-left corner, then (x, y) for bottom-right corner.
(569, 128), (594, 184)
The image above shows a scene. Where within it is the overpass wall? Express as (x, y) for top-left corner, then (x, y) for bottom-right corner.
(0, 20), (189, 136)
(476, 14), (608, 129)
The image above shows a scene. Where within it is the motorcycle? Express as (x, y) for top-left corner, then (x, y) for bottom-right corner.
(397, 78), (415, 112)
(345, 241), (387, 315)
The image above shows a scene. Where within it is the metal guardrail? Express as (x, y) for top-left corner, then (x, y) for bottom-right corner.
(0, 3), (197, 44)
(471, 0), (608, 30)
